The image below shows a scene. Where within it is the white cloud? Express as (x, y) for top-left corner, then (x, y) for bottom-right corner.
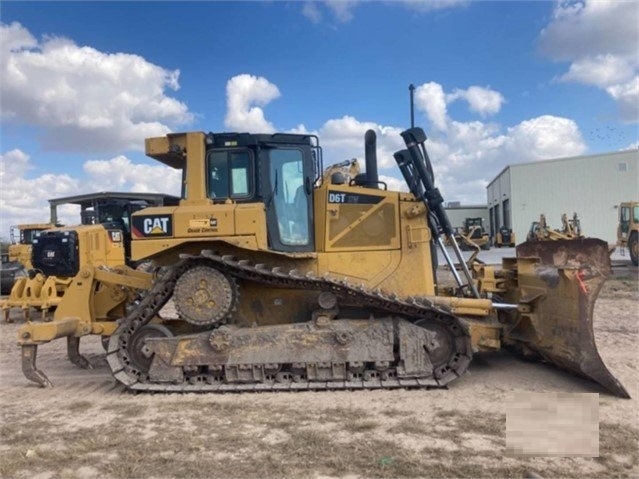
(301, 0), (468, 24)
(538, 0), (637, 60)
(538, 1), (639, 123)
(559, 54), (635, 88)
(318, 116), (405, 169)
(224, 74), (280, 133)
(326, 0), (357, 23)
(0, 148), (31, 177)
(607, 76), (639, 122)
(415, 82), (449, 131)
(446, 86), (505, 117)
(301, 2), (323, 23)
(397, 0), (469, 13)
(0, 149), (181, 239)
(83, 156), (182, 193)
(404, 98), (586, 203)
(0, 22), (193, 153)
(379, 174), (408, 193)
(503, 115), (586, 160)
(414, 83), (504, 131)
(300, 0), (357, 24)
(0, 150), (80, 236)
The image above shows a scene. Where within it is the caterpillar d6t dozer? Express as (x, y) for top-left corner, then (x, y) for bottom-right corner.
(19, 128), (629, 398)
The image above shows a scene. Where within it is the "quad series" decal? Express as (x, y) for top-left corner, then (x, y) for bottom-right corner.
(132, 215), (173, 238)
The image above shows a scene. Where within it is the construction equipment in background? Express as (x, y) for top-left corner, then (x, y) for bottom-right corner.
(526, 214), (548, 241)
(561, 212), (582, 238)
(8, 223), (56, 269)
(526, 213), (583, 241)
(617, 201), (638, 266)
(495, 226), (515, 247)
(16, 125), (629, 399)
(456, 217), (491, 251)
(1, 251), (26, 295)
(2, 192), (179, 322)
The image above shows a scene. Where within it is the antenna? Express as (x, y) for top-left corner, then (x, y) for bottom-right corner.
(409, 84), (415, 128)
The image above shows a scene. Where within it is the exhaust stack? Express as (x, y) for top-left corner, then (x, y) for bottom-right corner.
(364, 129), (379, 188)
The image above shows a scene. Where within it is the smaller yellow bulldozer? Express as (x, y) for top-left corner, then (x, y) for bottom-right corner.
(617, 201), (638, 266)
(2, 192), (178, 322)
(455, 217), (490, 251)
(8, 223), (56, 270)
(527, 213), (583, 242)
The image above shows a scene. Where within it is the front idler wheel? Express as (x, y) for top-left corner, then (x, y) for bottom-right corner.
(128, 323), (173, 373)
(414, 319), (455, 371)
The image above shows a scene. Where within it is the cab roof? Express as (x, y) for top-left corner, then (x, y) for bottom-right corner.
(48, 191), (180, 208)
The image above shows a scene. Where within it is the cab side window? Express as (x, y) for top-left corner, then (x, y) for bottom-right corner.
(207, 150), (252, 200)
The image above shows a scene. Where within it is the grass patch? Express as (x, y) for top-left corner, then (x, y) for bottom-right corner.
(453, 411), (505, 437)
(381, 407), (409, 418)
(1, 400), (636, 479)
(0, 418), (57, 447)
(596, 421), (639, 477)
(600, 275), (638, 298)
(67, 400), (94, 413)
(342, 418), (381, 433)
(99, 402), (146, 416)
(387, 418), (430, 435)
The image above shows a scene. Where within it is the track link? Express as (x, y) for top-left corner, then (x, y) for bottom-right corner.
(107, 251), (472, 392)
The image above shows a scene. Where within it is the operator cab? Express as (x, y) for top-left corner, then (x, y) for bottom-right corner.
(204, 133), (321, 253)
(464, 217), (485, 239)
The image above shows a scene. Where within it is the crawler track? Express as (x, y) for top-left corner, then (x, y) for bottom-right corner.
(107, 251), (472, 392)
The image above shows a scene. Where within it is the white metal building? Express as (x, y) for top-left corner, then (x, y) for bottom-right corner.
(486, 149), (639, 244)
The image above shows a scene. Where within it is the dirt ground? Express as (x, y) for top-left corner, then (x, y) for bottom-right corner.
(0, 264), (637, 479)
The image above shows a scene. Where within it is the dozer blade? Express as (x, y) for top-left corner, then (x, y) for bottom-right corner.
(505, 238), (629, 398)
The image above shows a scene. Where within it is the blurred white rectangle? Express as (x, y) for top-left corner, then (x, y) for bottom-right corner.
(506, 392), (599, 457)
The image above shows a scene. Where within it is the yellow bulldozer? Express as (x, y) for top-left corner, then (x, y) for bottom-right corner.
(526, 212), (583, 242)
(617, 201), (638, 266)
(2, 192), (178, 322)
(8, 223), (56, 269)
(17, 127), (629, 399)
(455, 217), (491, 251)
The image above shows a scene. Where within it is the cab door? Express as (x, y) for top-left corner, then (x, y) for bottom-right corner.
(264, 147), (315, 252)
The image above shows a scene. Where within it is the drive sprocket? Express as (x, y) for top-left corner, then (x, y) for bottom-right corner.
(173, 265), (237, 326)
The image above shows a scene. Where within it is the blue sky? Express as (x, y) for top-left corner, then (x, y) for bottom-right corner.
(1, 1), (638, 237)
